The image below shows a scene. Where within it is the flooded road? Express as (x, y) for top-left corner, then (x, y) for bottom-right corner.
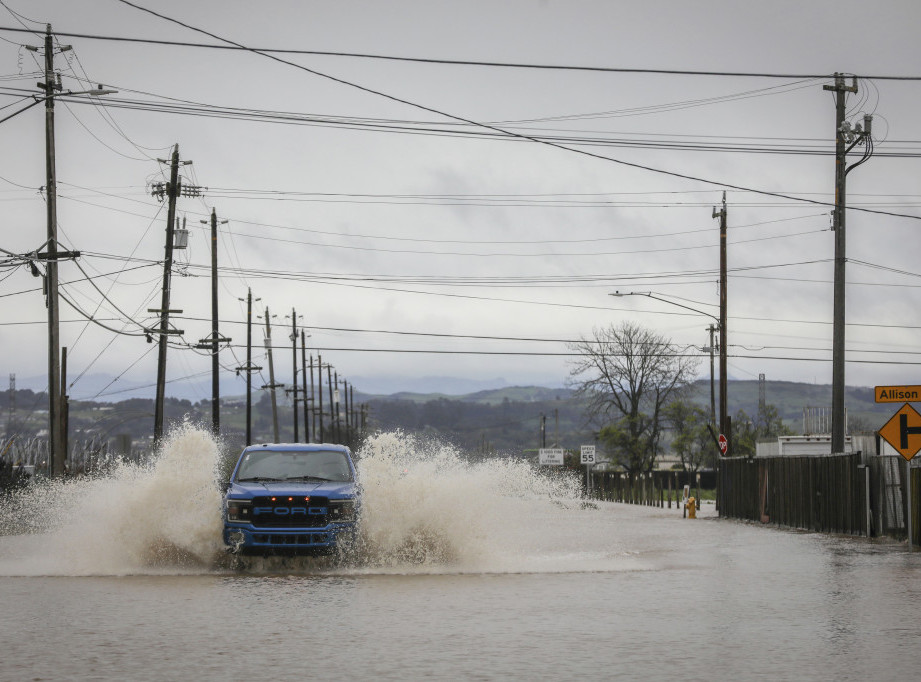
(1, 429), (919, 680)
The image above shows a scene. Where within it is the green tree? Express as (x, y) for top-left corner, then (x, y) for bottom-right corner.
(732, 403), (792, 456)
(664, 399), (714, 474)
(568, 322), (699, 475)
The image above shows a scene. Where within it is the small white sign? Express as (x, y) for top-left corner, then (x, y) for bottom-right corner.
(539, 448), (565, 466)
(580, 445), (596, 465)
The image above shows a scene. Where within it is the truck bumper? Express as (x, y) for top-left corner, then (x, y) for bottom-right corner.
(223, 523), (357, 555)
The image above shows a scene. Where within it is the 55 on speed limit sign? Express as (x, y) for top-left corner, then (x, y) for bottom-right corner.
(580, 445), (596, 465)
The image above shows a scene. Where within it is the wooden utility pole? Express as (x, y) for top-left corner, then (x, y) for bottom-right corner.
(210, 210), (220, 434)
(197, 209), (229, 435)
(236, 288), (261, 445)
(309, 354), (317, 442)
(262, 307), (281, 442)
(713, 191), (728, 454)
(327, 364), (335, 443)
(825, 74), (857, 455)
(36, 25), (106, 472)
(152, 145), (181, 443)
(317, 354), (324, 442)
(60, 346), (68, 470)
(708, 324), (716, 428)
(334, 370), (341, 443)
(341, 379), (350, 447)
(300, 330), (310, 443)
(349, 383), (356, 446)
(288, 308), (300, 442)
(41, 24), (64, 476)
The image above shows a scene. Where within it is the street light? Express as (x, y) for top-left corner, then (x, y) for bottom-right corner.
(610, 290), (727, 451)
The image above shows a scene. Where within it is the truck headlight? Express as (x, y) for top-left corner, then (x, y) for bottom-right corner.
(226, 499), (252, 522)
(328, 500), (356, 522)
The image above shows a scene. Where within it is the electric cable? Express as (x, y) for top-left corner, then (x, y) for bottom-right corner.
(108, 4), (921, 221)
(2, 23), (919, 80)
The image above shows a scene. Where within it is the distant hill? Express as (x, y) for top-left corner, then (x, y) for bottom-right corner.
(1, 379), (897, 458)
(686, 379), (890, 431)
(368, 385), (573, 405)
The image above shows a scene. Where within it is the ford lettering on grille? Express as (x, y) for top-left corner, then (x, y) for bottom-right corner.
(251, 502), (329, 527)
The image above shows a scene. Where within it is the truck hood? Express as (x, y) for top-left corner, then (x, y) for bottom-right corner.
(227, 480), (357, 499)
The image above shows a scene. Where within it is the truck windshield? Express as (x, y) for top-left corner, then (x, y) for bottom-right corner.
(235, 450), (353, 483)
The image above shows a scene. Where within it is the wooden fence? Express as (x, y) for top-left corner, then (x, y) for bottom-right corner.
(0, 436), (149, 477)
(718, 453), (868, 535)
(590, 470), (704, 509)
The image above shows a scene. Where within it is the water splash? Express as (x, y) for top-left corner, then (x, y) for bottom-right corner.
(351, 431), (580, 570)
(0, 423), (224, 575)
(0, 428), (584, 576)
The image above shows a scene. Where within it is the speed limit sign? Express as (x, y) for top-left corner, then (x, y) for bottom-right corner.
(581, 445), (596, 465)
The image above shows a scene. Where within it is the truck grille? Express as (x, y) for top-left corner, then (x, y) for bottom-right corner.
(253, 533), (331, 546)
(250, 495), (329, 528)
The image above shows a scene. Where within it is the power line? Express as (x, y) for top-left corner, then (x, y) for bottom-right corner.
(2, 24), (919, 81)
(49, 92), (921, 160)
(109, 3), (921, 221)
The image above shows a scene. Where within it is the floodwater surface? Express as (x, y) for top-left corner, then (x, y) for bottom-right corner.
(1, 428), (918, 680)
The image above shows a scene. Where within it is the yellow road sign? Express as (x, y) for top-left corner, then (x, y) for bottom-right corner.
(879, 402), (921, 461)
(875, 385), (921, 403)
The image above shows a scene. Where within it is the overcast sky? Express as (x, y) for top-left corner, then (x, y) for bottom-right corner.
(1, 0), (920, 401)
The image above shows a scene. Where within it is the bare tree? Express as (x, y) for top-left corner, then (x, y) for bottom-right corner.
(568, 322), (699, 475)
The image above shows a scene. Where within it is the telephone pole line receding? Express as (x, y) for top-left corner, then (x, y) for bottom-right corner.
(150, 147), (200, 442)
(196, 208), (230, 435)
(300, 330), (310, 443)
(317, 353), (324, 443)
(236, 288), (261, 445)
(286, 308), (302, 442)
(261, 307), (282, 442)
(823, 73), (873, 454)
(713, 191), (728, 454)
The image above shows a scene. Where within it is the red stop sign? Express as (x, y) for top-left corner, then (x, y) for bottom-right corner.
(718, 433), (728, 454)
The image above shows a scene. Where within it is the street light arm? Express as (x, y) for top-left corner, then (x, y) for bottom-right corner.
(610, 291), (720, 326)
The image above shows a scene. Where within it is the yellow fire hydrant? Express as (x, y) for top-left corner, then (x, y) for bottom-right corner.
(685, 496), (698, 519)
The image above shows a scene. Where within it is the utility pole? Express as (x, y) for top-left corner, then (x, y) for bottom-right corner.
(197, 209), (229, 435)
(824, 74), (872, 454)
(61, 346), (68, 470)
(7, 374), (14, 436)
(40, 25), (67, 477)
(301, 330), (310, 443)
(707, 324), (716, 427)
(33, 26), (112, 474)
(236, 288), (261, 446)
(149, 149), (200, 442)
(341, 379), (350, 447)
(334, 370), (341, 443)
(349, 383), (355, 447)
(554, 408), (559, 447)
(261, 307), (282, 442)
(713, 191), (728, 454)
(152, 147), (181, 443)
(317, 354), (324, 442)
(286, 308), (301, 442)
(310, 354), (318, 442)
(327, 364), (335, 444)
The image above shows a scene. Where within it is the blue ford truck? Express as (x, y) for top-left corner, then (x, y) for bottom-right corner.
(223, 443), (359, 556)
